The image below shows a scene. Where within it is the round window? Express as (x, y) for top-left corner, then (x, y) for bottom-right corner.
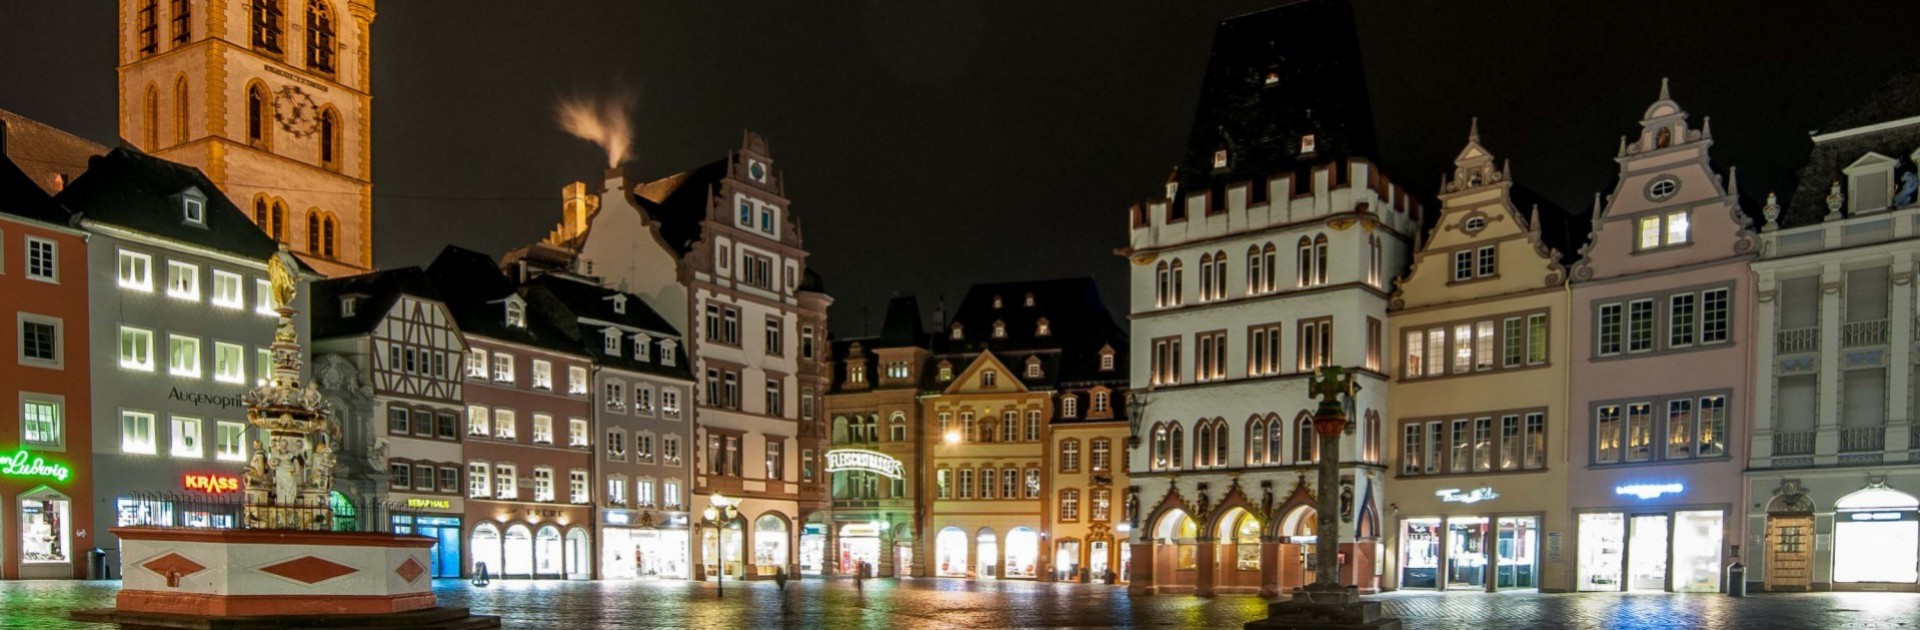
(1648, 177), (1680, 201)
(1463, 216), (1487, 233)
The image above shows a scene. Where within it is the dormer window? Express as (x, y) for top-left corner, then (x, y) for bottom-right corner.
(612, 294), (628, 315)
(659, 340), (677, 366)
(633, 334), (651, 362)
(603, 329), (621, 355)
(993, 295), (1004, 309)
(183, 196), (205, 226)
(992, 320), (1007, 339)
(1023, 293), (1035, 307)
(1263, 71), (1280, 85)
(1213, 149), (1228, 168)
(1099, 347), (1116, 371)
(1843, 152), (1898, 214)
(1025, 357), (1042, 379)
(951, 324), (964, 340)
(1300, 135), (1317, 154)
(1035, 318), (1051, 337)
(938, 361), (953, 381)
(340, 296), (357, 317)
(505, 298), (526, 328)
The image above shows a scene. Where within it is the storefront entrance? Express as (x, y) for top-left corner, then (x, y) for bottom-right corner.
(1400, 515), (1537, 591)
(603, 527), (690, 579)
(1831, 488), (1920, 587)
(393, 515), (463, 578)
(838, 523), (882, 575)
(1005, 528), (1039, 579)
(1577, 510), (1723, 593)
(753, 515), (789, 577)
(936, 527), (968, 577)
(1054, 539), (1081, 582)
(1764, 514), (1813, 591)
(976, 529), (999, 579)
(17, 487), (71, 577)
(1089, 540), (1110, 580)
(800, 524), (826, 575)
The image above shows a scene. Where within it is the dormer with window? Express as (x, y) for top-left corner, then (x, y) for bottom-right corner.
(992, 295), (1004, 309)
(1035, 317), (1051, 337)
(632, 333), (652, 362)
(951, 323), (964, 340)
(602, 328), (621, 355)
(1089, 387), (1113, 419)
(1099, 345), (1116, 372)
(992, 320), (1007, 339)
(1024, 292), (1036, 307)
(659, 340), (678, 366)
(611, 294), (628, 315)
(1843, 152), (1898, 215)
(504, 295), (527, 328)
(1025, 356), (1043, 379)
(178, 188), (207, 226)
(844, 343), (870, 389)
(938, 360), (954, 381)
(340, 295), (358, 317)
(1212, 148), (1228, 169)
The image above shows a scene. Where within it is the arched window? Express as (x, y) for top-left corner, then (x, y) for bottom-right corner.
(1198, 253), (1214, 302)
(143, 84), (159, 150)
(1168, 259), (1184, 306)
(1155, 261), (1170, 307)
(1314, 234), (1329, 285)
(169, 0), (191, 44)
(136, 0), (159, 56)
(306, 0), (337, 75)
(1195, 421), (1212, 467)
(247, 82), (271, 149)
(251, 0), (284, 55)
(307, 211), (321, 253)
(1212, 250), (1227, 300)
(1248, 418), (1266, 465)
(319, 107), (340, 170)
(1261, 243), (1277, 292)
(1247, 245), (1263, 293)
(1267, 415), (1285, 463)
(254, 196), (269, 229)
(270, 200), (287, 242)
(1213, 420), (1228, 467)
(323, 213), (337, 258)
(173, 76), (189, 145)
(1296, 236), (1313, 287)
(1169, 423), (1185, 469)
(1152, 423), (1169, 470)
(1296, 414), (1317, 463)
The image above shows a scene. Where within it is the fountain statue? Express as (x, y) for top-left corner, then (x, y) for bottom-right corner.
(240, 248), (342, 531)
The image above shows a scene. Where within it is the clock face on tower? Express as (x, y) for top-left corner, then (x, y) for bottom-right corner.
(272, 85), (320, 138)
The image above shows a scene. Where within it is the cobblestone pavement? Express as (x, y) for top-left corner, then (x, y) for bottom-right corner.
(9, 578), (1920, 629)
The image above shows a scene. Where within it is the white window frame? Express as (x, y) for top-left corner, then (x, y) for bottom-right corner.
(568, 365), (588, 395)
(568, 417), (589, 447)
(170, 415), (203, 458)
(121, 410), (157, 454)
(20, 394), (64, 450)
(492, 352), (514, 383)
(569, 469), (590, 504)
(213, 341), (246, 383)
(18, 312), (62, 369)
(215, 420), (247, 461)
(168, 333), (201, 378)
(25, 236), (57, 283)
(255, 278), (276, 315)
(532, 413), (553, 444)
(167, 260), (200, 301)
(532, 359), (553, 390)
(119, 250), (153, 292)
(211, 270), (244, 309)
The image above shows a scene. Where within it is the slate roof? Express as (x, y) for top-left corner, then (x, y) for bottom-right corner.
(877, 294), (926, 348)
(57, 147), (296, 265)
(311, 267), (442, 340)
(1782, 69), (1920, 228)
(932, 277), (1128, 388)
(630, 159), (727, 256)
(424, 245), (581, 356)
(521, 273), (694, 381)
(0, 148), (67, 226)
(1173, 0), (1377, 194)
(1510, 184), (1588, 267)
(0, 109), (107, 195)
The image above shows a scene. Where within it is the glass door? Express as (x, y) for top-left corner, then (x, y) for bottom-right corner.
(1445, 517), (1488, 590)
(1400, 518), (1440, 589)
(1627, 515), (1669, 591)
(1670, 511), (1724, 592)
(1495, 517), (1537, 589)
(1577, 513), (1625, 591)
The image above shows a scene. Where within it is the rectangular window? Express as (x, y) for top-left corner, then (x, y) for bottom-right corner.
(256, 278), (275, 315)
(533, 469), (554, 502)
(765, 379), (783, 415)
(440, 466), (459, 493)
(1627, 299), (1654, 353)
(414, 465), (434, 491)
(1527, 314), (1548, 365)
(1474, 321), (1494, 370)
(388, 407), (410, 434)
(167, 260), (199, 300)
(569, 366), (588, 394)
(169, 334), (201, 378)
(118, 250), (153, 291)
(494, 464), (516, 499)
(1598, 303), (1623, 355)
(20, 316), (58, 367)
(936, 469), (951, 499)
(1638, 216), (1661, 250)
(1450, 419), (1470, 474)
(1500, 415), (1521, 470)
(1700, 288), (1730, 344)
(1403, 330), (1424, 378)
(120, 326), (155, 371)
(122, 410), (156, 453)
(1666, 210), (1690, 244)
(21, 398), (61, 448)
(23, 236), (55, 281)
(492, 352), (514, 383)
(1453, 250), (1472, 282)
(1666, 398), (1694, 460)
(1367, 317), (1382, 371)
(1473, 416), (1493, 472)
(437, 412), (457, 439)
(1698, 395), (1727, 457)
(1026, 410), (1041, 442)
(606, 478), (626, 505)
(1026, 468), (1041, 499)
(1524, 413), (1545, 469)
(1452, 324), (1473, 373)
(467, 405), (489, 437)
(1402, 424), (1422, 475)
(570, 470), (589, 504)
(1426, 422), (1442, 474)
(1060, 490), (1080, 521)
(389, 463), (411, 489)
(170, 415), (202, 458)
(958, 468), (974, 499)
(532, 360), (552, 390)
(1502, 318), (1524, 368)
(493, 409), (516, 440)
(532, 414), (553, 444)
(257, 348), (272, 384)
(766, 317), (784, 355)
(1425, 328), (1445, 376)
(469, 463), (490, 498)
(1002, 467), (1018, 498)
(1669, 293), (1696, 347)
(1476, 245), (1496, 277)
(213, 341), (245, 383)
(766, 439), (784, 480)
(212, 270), (243, 309)
(216, 421), (247, 461)
(1626, 403), (1653, 462)
(1596, 405), (1621, 464)
(981, 468), (997, 499)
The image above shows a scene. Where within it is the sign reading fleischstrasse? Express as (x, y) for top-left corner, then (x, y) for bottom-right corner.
(824, 449), (905, 479)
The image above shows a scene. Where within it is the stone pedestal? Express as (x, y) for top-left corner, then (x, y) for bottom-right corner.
(1244, 585), (1401, 630)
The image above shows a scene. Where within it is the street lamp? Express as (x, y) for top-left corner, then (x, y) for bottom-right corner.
(1124, 391), (1149, 449)
(702, 493), (739, 597)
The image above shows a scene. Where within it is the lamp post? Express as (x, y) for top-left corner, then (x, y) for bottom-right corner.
(702, 493), (739, 597)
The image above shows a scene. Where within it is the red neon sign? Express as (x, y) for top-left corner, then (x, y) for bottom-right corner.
(184, 473), (242, 494)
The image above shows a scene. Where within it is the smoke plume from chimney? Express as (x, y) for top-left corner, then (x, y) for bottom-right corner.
(555, 90), (637, 168)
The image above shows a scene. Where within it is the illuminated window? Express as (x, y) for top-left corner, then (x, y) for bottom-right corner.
(168, 334), (201, 378)
(118, 250), (153, 291)
(306, 0), (336, 74)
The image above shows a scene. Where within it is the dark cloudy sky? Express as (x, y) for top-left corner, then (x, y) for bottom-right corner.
(3, 1), (1916, 337)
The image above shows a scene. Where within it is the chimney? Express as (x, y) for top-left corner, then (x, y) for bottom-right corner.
(562, 181), (599, 241)
(934, 295), (947, 328)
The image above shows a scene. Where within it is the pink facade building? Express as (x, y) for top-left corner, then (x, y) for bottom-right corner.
(1565, 81), (1758, 594)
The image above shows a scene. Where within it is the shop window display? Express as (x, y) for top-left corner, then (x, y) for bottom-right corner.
(19, 488), (70, 564)
(1005, 527), (1040, 578)
(754, 515), (788, 576)
(1402, 518), (1440, 588)
(1832, 488), (1920, 585)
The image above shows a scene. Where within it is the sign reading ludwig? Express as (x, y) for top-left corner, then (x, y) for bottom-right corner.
(825, 449), (905, 480)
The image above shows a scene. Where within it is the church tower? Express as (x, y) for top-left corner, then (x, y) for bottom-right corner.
(116, 0), (375, 276)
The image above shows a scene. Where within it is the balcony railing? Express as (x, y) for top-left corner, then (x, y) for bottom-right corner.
(1840, 426), (1887, 453)
(1842, 319), (1889, 348)
(1776, 327), (1819, 354)
(1773, 430), (1816, 456)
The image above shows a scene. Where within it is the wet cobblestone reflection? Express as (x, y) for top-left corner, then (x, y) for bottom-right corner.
(15, 579), (1920, 629)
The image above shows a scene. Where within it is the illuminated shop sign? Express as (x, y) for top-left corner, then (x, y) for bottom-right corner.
(1436, 487), (1499, 504)
(825, 449), (905, 479)
(607, 512), (631, 525)
(1614, 483), (1685, 500)
(1, 449), (70, 482)
(183, 473), (242, 494)
(406, 498), (452, 510)
(1848, 511), (1917, 522)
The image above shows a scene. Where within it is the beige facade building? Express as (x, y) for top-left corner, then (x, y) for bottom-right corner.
(1386, 122), (1575, 593)
(116, 0), (376, 276)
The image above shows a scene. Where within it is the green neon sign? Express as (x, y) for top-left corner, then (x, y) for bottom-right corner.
(1, 449), (70, 482)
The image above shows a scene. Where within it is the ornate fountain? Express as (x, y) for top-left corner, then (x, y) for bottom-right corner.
(242, 248), (342, 531)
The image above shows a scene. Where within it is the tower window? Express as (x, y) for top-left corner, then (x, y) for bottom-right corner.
(169, 0), (191, 44)
(306, 0), (336, 75)
(308, 211), (321, 253)
(173, 77), (189, 144)
(1213, 149), (1228, 168)
(1301, 135), (1317, 154)
(137, 0), (159, 55)
(247, 83), (271, 149)
(319, 108), (340, 169)
(143, 84), (160, 150)
(251, 0), (284, 55)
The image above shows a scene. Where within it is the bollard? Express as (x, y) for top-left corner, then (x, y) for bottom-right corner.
(1726, 562), (1746, 597)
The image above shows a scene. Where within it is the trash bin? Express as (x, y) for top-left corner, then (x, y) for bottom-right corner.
(87, 548), (107, 580)
(1726, 562), (1746, 597)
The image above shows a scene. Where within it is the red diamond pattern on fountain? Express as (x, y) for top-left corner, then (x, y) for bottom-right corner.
(395, 556), (426, 583)
(260, 555), (360, 584)
(142, 552), (208, 587)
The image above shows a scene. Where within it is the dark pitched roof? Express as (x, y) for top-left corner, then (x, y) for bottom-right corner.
(1818, 67), (1920, 134)
(877, 294), (926, 348)
(934, 277), (1128, 387)
(0, 149), (67, 226)
(56, 147), (291, 263)
(0, 109), (107, 195)
(1509, 184), (1588, 267)
(1173, 0), (1376, 194)
(630, 159), (727, 255)
(524, 274), (692, 380)
(425, 245), (580, 355)
(311, 267), (442, 339)
(801, 267), (826, 293)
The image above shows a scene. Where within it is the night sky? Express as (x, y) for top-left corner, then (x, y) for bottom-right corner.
(4, 1), (1917, 337)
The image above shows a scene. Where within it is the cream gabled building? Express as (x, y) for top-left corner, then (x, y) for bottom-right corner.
(1386, 122), (1576, 593)
(117, 0), (376, 276)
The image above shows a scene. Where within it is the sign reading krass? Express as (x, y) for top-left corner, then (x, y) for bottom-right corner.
(183, 473), (242, 494)
(825, 449), (905, 479)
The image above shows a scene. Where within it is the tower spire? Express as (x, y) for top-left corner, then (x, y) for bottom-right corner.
(1467, 116), (1480, 144)
(1659, 77), (1671, 101)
